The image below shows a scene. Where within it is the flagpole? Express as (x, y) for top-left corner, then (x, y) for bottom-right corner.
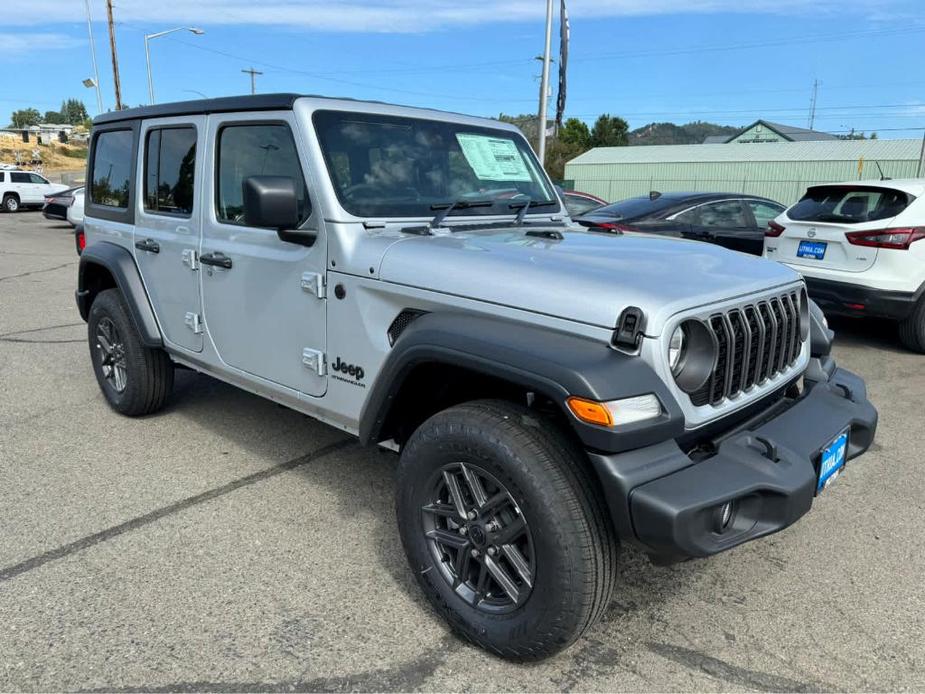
(537, 0), (554, 169)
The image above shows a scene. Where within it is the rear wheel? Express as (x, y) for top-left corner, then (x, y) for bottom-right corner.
(3, 194), (20, 212)
(396, 400), (617, 661)
(898, 296), (925, 353)
(88, 289), (174, 415)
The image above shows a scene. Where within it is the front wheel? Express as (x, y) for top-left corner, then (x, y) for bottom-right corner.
(396, 400), (617, 661)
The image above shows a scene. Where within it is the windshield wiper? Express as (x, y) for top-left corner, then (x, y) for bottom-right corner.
(430, 199), (495, 229)
(509, 199), (559, 225)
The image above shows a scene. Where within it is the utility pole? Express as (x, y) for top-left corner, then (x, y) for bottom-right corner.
(536, 0), (554, 168)
(808, 79), (819, 130)
(242, 67), (263, 95)
(105, 0), (123, 110)
(83, 0), (104, 114)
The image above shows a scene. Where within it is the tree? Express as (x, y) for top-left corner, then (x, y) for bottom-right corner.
(11, 108), (41, 128)
(590, 114), (629, 147)
(44, 110), (66, 124)
(61, 99), (89, 125)
(559, 118), (591, 149)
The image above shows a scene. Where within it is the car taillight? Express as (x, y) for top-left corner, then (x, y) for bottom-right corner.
(845, 227), (925, 250)
(765, 221), (786, 237)
(592, 222), (634, 233)
(75, 228), (86, 255)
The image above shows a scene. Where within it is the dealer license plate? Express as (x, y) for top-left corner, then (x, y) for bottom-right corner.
(817, 430), (848, 493)
(797, 240), (827, 260)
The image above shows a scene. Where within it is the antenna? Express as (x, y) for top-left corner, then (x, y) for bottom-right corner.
(808, 79), (819, 130)
(875, 161), (890, 181)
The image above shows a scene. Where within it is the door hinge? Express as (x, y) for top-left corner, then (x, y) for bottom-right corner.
(182, 248), (199, 271)
(301, 348), (326, 376)
(300, 271), (326, 299)
(184, 312), (203, 334)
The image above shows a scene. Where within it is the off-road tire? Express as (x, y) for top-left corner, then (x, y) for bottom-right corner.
(898, 296), (925, 353)
(3, 194), (19, 212)
(88, 288), (174, 415)
(396, 399), (618, 661)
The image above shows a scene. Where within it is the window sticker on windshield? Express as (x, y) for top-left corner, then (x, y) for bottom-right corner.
(455, 133), (533, 182)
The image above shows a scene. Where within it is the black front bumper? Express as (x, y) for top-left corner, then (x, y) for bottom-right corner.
(587, 365), (877, 562)
(805, 276), (923, 321)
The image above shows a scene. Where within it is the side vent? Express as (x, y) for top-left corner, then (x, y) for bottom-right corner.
(388, 309), (427, 346)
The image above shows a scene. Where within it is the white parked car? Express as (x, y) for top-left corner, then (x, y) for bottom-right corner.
(764, 179), (925, 352)
(67, 187), (85, 226)
(1, 169), (69, 212)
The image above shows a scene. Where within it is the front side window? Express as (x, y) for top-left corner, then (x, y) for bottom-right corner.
(313, 110), (558, 219)
(29, 174), (48, 184)
(145, 127), (196, 216)
(682, 201), (749, 228)
(216, 123), (310, 225)
(91, 130), (133, 208)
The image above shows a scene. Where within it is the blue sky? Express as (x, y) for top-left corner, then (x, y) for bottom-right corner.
(3, 0), (924, 138)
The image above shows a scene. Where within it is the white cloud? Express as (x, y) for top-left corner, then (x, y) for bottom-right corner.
(2, 0), (918, 32)
(0, 32), (84, 52)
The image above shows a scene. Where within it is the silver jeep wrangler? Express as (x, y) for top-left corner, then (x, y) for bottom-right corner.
(76, 94), (877, 660)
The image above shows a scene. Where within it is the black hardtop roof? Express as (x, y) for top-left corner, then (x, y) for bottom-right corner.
(91, 92), (482, 126)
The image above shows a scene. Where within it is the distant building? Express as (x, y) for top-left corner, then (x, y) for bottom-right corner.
(702, 120), (837, 144)
(565, 138), (923, 205)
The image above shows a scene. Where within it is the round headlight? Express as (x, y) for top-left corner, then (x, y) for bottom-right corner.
(671, 320), (718, 394)
(668, 325), (686, 375)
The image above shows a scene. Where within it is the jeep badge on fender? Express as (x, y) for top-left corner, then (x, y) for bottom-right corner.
(332, 357), (364, 380)
(75, 94), (877, 661)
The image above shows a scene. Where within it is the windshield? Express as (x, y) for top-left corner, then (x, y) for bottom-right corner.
(313, 110), (558, 219)
(788, 186), (911, 224)
(589, 195), (684, 221)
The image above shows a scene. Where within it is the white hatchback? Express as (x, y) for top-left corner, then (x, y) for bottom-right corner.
(764, 179), (925, 352)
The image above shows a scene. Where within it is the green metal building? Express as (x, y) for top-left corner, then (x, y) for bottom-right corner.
(564, 138), (924, 205)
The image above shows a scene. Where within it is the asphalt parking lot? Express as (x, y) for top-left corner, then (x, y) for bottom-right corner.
(1, 210), (923, 692)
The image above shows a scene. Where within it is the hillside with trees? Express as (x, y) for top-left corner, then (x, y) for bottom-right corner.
(629, 121), (740, 145)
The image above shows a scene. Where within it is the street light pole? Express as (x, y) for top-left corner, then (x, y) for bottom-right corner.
(83, 0), (104, 114)
(144, 27), (205, 105)
(536, 0), (554, 169)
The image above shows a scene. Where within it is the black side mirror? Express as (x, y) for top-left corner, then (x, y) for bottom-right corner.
(242, 175), (316, 246)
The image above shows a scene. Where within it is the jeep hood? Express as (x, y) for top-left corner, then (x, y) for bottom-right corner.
(378, 226), (802, 334)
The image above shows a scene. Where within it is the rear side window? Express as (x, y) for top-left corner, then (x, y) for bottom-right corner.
(90, 130), (133, 209)
(215, 123), (310, 225)
(144, 127), (196, 216)
(748, 200), (784, 228)
(0, 172), (4, 182)
(789, 186), (911, 224)
(11, 172), (30, 183)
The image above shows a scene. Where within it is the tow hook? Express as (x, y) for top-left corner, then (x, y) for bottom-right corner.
(752, 435), (779, 463)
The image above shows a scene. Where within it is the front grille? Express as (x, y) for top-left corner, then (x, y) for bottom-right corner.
(689, 291), (803, 407)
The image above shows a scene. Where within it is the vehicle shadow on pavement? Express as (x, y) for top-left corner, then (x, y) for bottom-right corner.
(830, 316), (905, 353)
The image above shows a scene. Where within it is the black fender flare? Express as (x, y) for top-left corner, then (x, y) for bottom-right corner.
(76, 241), (163, 348)
(359, 312), (685, 453)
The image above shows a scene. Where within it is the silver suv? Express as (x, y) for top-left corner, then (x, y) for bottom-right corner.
(76, 94), (877, 660)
